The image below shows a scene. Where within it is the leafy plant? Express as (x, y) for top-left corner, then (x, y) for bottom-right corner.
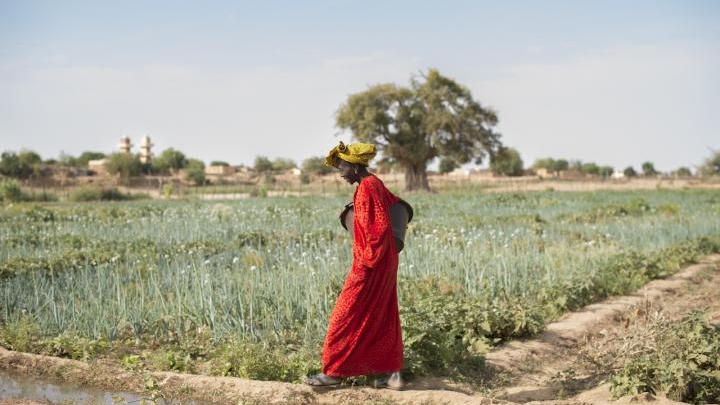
(0, 315), (40, 352)
(210, 339), (317, 382)
(0, 179), (26, 202)
(68, 186), (142, 201)
(38, 331), (110, 360)
(610, 311), (720, 404)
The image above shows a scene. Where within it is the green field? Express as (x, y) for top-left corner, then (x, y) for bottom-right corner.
(1, 189), (719, 381)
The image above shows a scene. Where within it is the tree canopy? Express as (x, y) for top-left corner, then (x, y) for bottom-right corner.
(153, 148), (188, 174)
(271, 158), (297, 171)
(253, 156), (273, 172)
(641, 162), (658, 176)
(254, 156), (296, 172)
(302, 156), (334, 175)
(105, 153), (142, 183)
(185, 159), (206, 186)
(69, 151), (106, 168)
(624, 166), (638, 177)
(335, 69), (502, 191)
(0, 150), (43, 179)
(490, 147), (524, 176)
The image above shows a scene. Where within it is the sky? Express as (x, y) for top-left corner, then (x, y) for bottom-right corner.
(1, 0), (718, 173)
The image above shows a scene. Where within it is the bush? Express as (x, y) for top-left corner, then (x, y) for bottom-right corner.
(210, 339), (317, 382)
(68, 186), (140, 202)
(0, 315), (41, 352)
(399, 276), (543, 377)
(38, 331), (110, 361)
(0, 179), (26, 202)
(27, 190), (58, 202)
(610, 311), (720, 404)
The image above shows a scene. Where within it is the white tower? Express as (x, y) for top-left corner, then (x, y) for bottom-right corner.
(118, 136), (133, 154)
(139, 135), (154, 164)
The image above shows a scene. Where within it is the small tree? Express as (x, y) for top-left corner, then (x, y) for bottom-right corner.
(490, 147), (524, 176)
(0, 179), (25, 202)
(0, 150), (42, 179)
(581, 162), (600, 176)
(532, 158), (556, 176)
(209, 161), (229, 167)
(271, 158), (296, 171)
(302, 156), (333, 175)
(185, 159), (206, 186)
(641, 161), (658, 176)
(624, 166), (638, 177)
(253, 156), (273, 172)
(0, 151), (22, 178)
(698, 149), (720, 177)
(532, 158), (555, 171)
(599, 166), (614, 178)
(569, 160), (584, 172)
(153, 148), (188, 174)
(674, 167), (692, 177)
(553, 159), (569, 173)
(105, 153), (142, 184)
(76, 151), (106, 167)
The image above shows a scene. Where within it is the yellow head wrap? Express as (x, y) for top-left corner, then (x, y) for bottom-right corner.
(324, 141), (377, 167)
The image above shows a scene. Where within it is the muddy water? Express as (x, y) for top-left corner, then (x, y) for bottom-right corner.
(0, 369), (209, 404)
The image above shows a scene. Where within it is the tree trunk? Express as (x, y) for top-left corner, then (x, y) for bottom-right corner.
(404, 163), (430, 192)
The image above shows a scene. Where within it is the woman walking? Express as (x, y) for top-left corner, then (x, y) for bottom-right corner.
(305, 141), (404, 390)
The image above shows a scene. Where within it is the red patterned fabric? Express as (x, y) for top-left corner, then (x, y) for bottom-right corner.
(321, 174), (403, 377)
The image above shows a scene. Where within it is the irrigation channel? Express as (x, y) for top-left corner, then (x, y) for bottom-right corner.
(0, 369), (212, 405)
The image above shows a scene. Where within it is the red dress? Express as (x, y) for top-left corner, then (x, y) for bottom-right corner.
(321, 174), (403, 377)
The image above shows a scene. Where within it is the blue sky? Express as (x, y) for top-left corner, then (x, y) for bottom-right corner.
(1, 0), (718, 172)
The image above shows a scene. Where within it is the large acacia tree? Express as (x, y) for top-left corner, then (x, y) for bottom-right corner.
(335, 69), (502, 191)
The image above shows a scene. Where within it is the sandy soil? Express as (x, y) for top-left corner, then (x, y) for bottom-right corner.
(1, 255), (719, 405)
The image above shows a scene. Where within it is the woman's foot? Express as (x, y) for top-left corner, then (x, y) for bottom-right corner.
(373, 371), (404, 390)
(304, 373), (342, 388)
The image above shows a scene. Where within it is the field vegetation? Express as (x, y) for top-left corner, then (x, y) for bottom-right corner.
(1, 188), (719, 400)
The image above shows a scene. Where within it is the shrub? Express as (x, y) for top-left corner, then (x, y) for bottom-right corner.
(38, 331), (110, 361)
(68, 186), (140, 202)
(399, 276), (543, 377)
(210, 339), (317, 382)
(0, 315), (41, 352)
(610, 311), (720, 404)
(0, 179), (26, 202)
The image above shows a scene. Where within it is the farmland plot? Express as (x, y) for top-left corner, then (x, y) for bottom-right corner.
(0, 190), (719, 382)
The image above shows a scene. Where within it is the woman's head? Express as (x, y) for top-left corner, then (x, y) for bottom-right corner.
(325, 141), (376, 184)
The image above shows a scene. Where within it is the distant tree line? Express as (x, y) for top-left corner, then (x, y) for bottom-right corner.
(0, 147), (336, 187)
(0, 150), (43, 179)
(2, 145), (718, 187)
(528, 157), (700, 178)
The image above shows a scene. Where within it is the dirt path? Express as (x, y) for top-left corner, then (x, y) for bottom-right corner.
(2, 255), (719, 405)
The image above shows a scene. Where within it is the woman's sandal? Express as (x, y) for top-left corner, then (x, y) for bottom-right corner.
(372, 372), (404, 391)
(304, 373), (342, 388)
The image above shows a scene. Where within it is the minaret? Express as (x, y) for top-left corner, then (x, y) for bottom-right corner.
(139, 135), (154, 164)
(118, 136), (133, 154)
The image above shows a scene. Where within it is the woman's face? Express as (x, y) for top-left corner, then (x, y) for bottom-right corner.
(336, 160), (359, 184)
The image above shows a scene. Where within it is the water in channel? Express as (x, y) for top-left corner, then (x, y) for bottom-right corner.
(0, 369), (210, 405)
